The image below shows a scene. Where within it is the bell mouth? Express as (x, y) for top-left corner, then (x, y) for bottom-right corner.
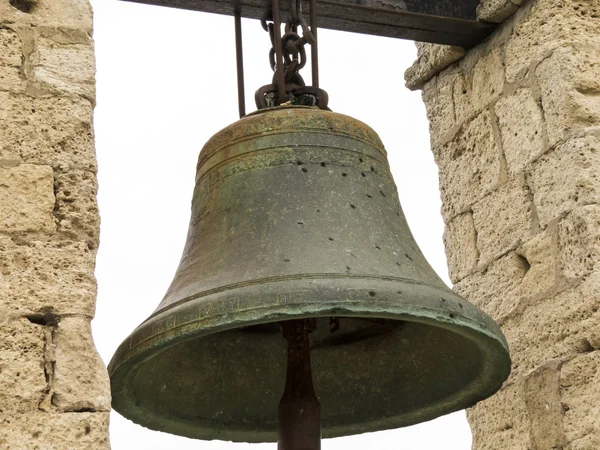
(109, 276), (510, 442)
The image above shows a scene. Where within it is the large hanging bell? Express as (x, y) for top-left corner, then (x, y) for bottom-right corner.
(109, 106), (510, 442)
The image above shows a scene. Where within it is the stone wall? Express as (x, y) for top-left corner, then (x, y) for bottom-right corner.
(0, 0), (110, 448)
(406, 0), (600, 448)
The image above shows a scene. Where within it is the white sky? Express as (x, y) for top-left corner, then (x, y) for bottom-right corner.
(90, 0), (472, 448)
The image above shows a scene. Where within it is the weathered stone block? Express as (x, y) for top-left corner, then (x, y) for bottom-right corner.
(477, 0), (522, 23)
(423, 74), (457, 147)
(438, 111), (504, 219)
(527, 135), (600, 228)
(0, 235), (97, 316)
(502, 271), (600, 378)
(52, 317), (110, 412)
(471, 48), (505, 112)
(472, 177), (532, 264)
(0, 0), (93, 34)
(34, 31), (95, 101)
(0, 92), (96, 170)
(561, 352), (600, 447)
(404, 43), (465, 91)
(443, 211), (479, 283)
(54, 169), (99, 249)
(467, 380), (531, 450)
(0, 412), (110, 449)
(0, 27), (24, 92)
(536, 45), (600, 147)
(522, 361), (566, 449)
(517, 227), (558, 303)
(0, 164), (55, 233)
(495, 88), (546, 174)
(454, 252), (527, 323)
(558, 205), (600, 282)
(0, 317), (47, 414)
(505, 0), (600, 84)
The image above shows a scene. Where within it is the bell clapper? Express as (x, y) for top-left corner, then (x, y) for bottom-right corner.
(278, 319), (321, 450)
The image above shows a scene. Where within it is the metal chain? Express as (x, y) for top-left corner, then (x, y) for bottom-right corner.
(257, 0), (327, 110)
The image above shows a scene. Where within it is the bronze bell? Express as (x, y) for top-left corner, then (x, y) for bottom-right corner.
(109, 106), (510, 442)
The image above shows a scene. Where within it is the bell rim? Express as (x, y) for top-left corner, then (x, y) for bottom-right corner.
(109, 276), (511, 442)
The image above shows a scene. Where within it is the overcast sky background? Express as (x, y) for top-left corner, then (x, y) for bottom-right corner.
(90, 0), (472, 448)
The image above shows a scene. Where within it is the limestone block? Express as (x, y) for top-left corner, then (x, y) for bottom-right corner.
(517, 227), (558, 303)
(54, 169), (99, 249)
(52, 317), (110, 412)
(536, 45), (600, 147)
(561, 352), (600, 448)
(34, 31), (95, 101)
(0, 27), (25, 92)
(0, 164), (55, 233)
(472, 177), (532, 264)
(404, 43), (465, 91)
(0, 235), (97, 316)
(522, 361), (566, 449)
(422, 74), (457, 147)
(0, 412), (110, 449)
(527, 135), (600, 229)
(495, 88), (546, 174)
(454, 252), (527, 323)
(502, 271), (600, 378)
(467, 380), (531, 450)
(438, 111), (503, 219)
(477, 0), (522, 23)
(505, 0), (600, 84)
(471, 48), (506, 113)
(443, 211), (479, 283)
(0, 0), (93, 34)
(0, 92), (96, 170)
(558, 206), (600, 282)
(0, 317), (47, 414)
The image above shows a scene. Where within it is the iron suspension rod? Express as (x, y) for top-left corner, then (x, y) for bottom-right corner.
(278, 319), (321, 450)
(310, 0), (319, 88)
(234, 2), (246, 118)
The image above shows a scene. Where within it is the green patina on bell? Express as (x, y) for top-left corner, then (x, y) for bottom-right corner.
(109, 106), (510, 442)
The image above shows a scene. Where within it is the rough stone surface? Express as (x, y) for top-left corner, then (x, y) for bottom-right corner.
(411, 1), (600, 447)
(405, 43), (465, 91)
(495, 88), (546, 174)
(472, 176), (532, 264)
(522, 361), (566, 449)
(0, 412), (110, 450)
(505, 0), (600, 84)
(0, 164), (56, 233)
(558, 205), (600, 282)
(53, 317), (111, 412)
(502, 271), (600, 378)
(0, 0), (110, 446)
(454, 252), (527, 323)
(443, 211), (478, 283)
(0, 92), (96, 171)
(527, 135), (600, 228)
(0, 317), (47, 414)
(0, 27), (25, 92)
(561, 352), (600, 447)
(437, 111), (504, 219)
(467, 380), (531, 450)
(477, 0), (521, 23)
(536, 45), (600, 147)
(34, 31), (95, 101)
(0, 235), (97, 316)
(517, 227), (558, 303)
(54, 169), (100, 249)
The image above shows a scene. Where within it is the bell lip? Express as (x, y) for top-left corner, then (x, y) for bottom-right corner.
(109, 276), (511, 442)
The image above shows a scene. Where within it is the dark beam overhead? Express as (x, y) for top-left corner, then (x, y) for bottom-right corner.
(122, 0), (496, 48)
